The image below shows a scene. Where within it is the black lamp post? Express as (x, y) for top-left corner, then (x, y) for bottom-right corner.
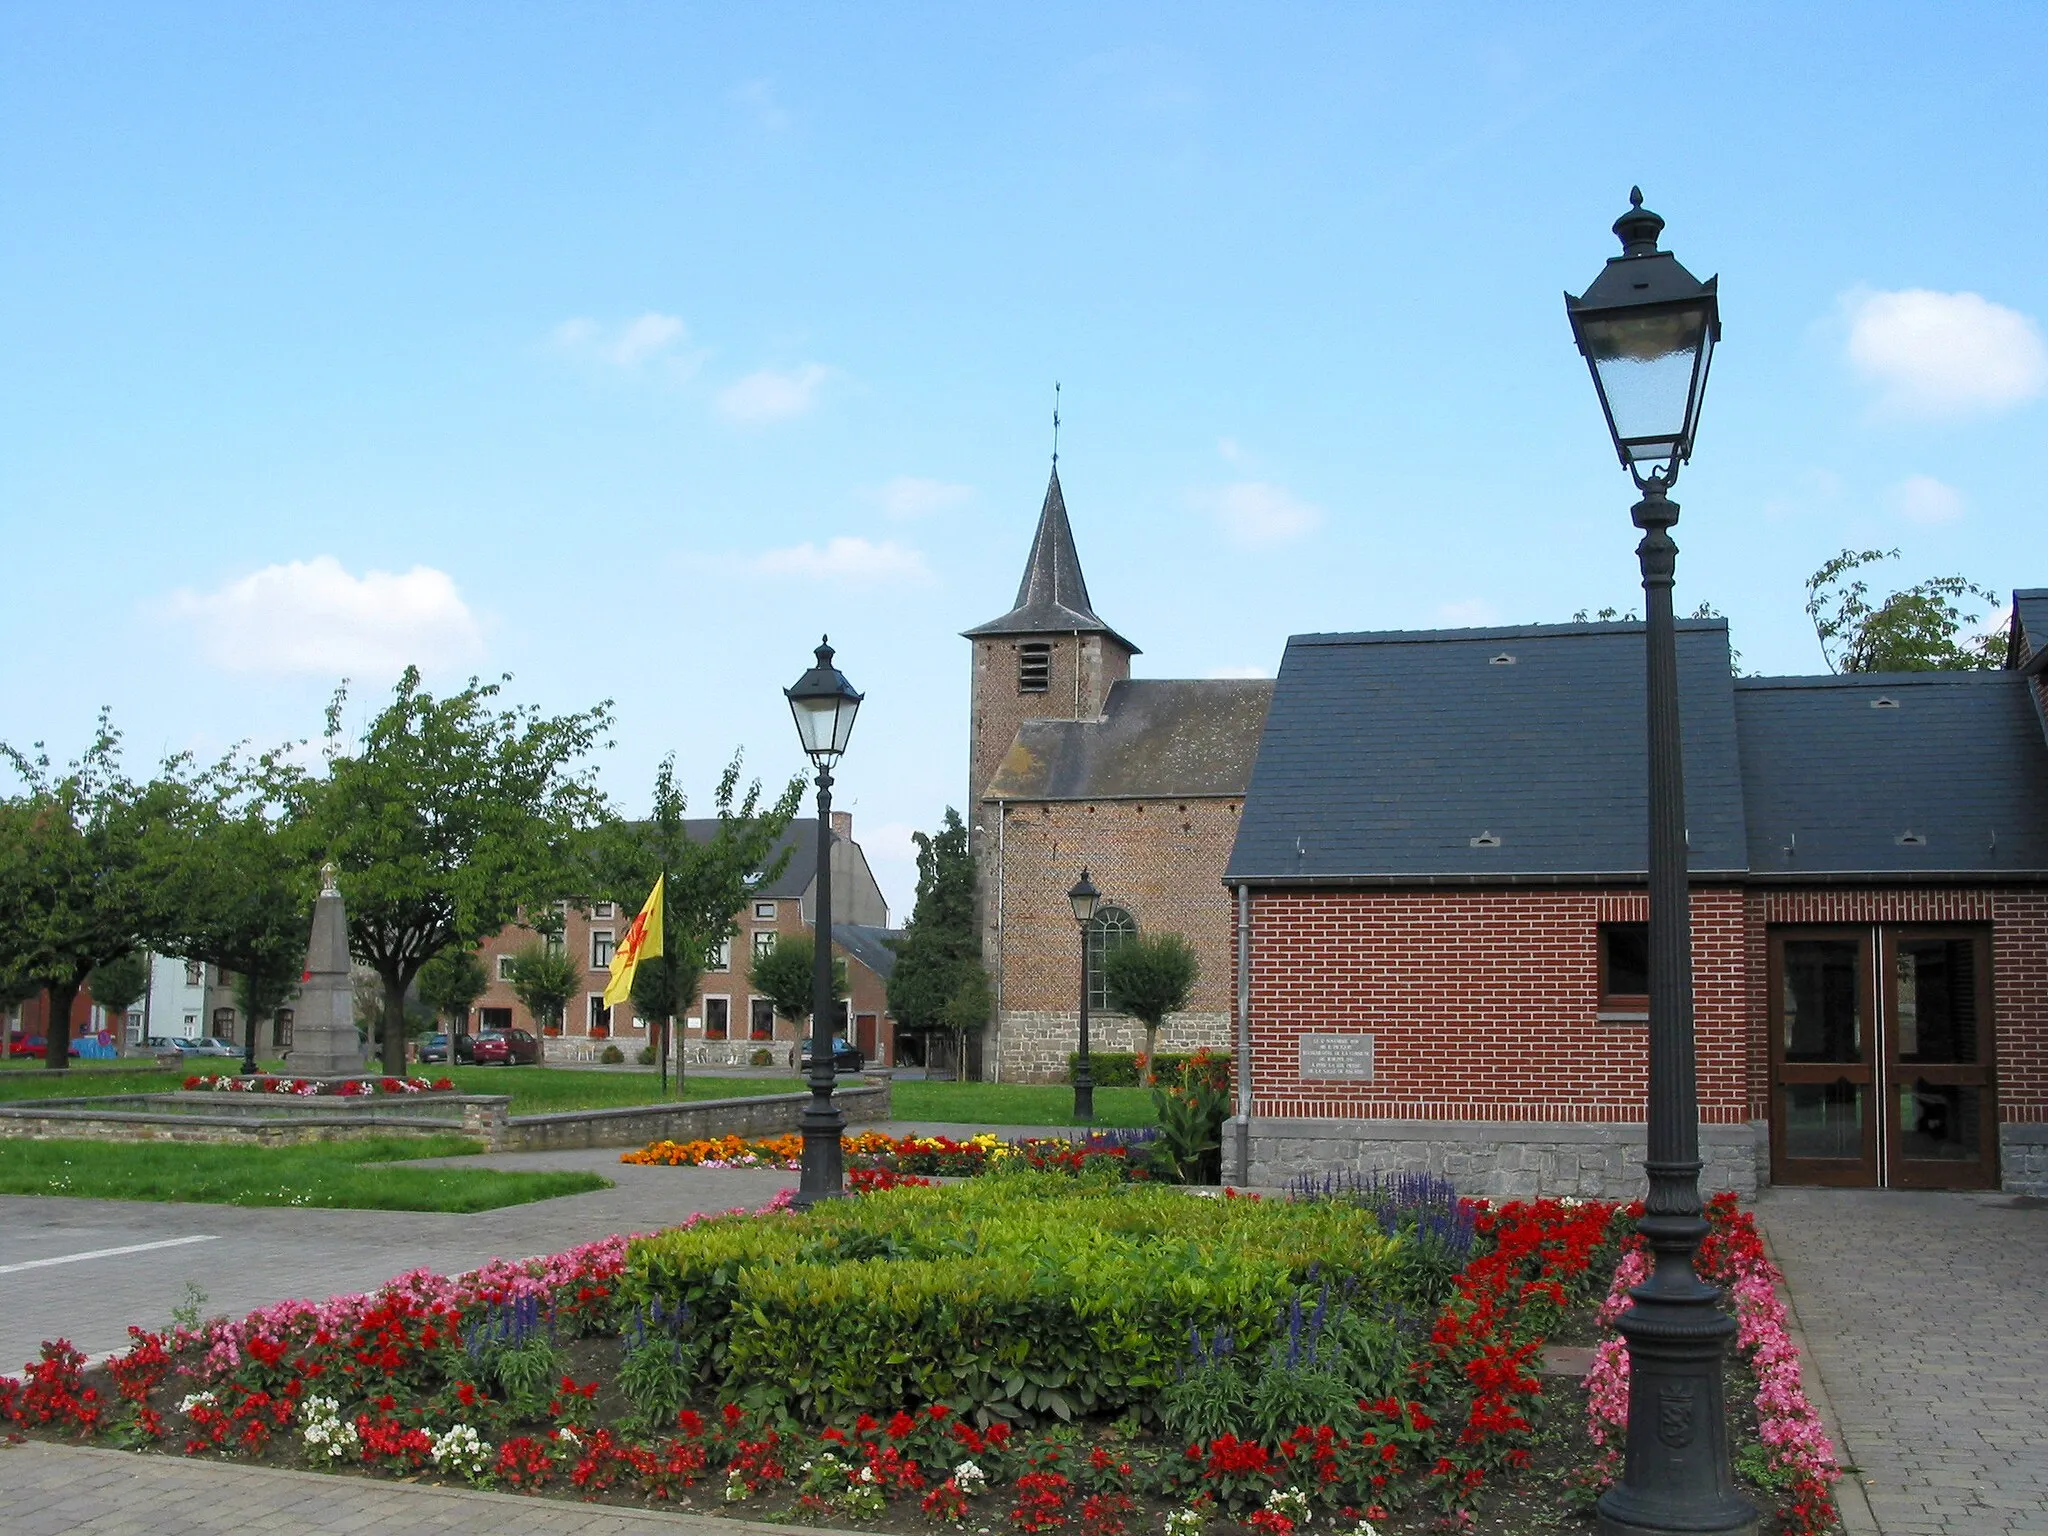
(1067, 869), (1100, 1124)
(784, 636), (863, 1209)
(1567, 192), (1753, 1536)
(240, 995), (260, 1077)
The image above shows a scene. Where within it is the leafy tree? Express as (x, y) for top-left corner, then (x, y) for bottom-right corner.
(1102, 931), (1201, 1065)
(887, 808), (986, 1028)
(87, 951), (149, 1030)
(232, 962), (300, 1053)
(0, 713), (155, 1068)
(300, 668), (613, 1074)
(1806, 548), (2005, 673)
(587, 751), (802, 1089)
(507, 942), (582, 1036)
(418, 947), (490, 1033)
(751, 933), (847, 1035)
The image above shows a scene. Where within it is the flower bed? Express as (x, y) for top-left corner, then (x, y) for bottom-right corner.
(620, 1128), (1160, 1178)
(2, 1177), (1827, 1534)
(182, 1074), (456, 1097)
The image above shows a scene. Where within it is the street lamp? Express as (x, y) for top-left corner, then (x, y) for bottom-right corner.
(1567, 192), (1753, 1536)
(785, 636), (863, 1209)
(1067, 869), (1100, 1125)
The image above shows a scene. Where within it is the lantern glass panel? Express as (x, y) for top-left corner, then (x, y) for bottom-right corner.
(1583, 306), (1712, 463)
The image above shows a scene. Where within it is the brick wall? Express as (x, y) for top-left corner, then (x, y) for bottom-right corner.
(1235, 886), (1752, 1125)
(982, 796), (1242, 1080)
(968, 632), (1132, 814)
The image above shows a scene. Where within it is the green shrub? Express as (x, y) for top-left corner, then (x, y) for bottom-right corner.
(1064, 1051), (1233, 1088)
(749, 1048), (775, 1067)
(600, 1044), (626, 1064)
(636, 1045), (657, 1066)
(626, 1176), (1406, 1425)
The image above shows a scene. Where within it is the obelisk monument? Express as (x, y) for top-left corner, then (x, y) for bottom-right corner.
(285, 862), (368, 1078)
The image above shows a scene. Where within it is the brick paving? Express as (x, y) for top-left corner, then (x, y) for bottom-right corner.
(1756, 1186), (2048, 1536)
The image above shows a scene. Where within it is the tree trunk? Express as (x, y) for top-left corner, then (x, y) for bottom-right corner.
(1144, 1024), (1160, 1078)
(43, 977), (82, 1070)
(381, 972), (408, 1077)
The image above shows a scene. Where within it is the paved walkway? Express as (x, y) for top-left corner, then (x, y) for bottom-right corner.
(1756, 1186), (2048, 1536)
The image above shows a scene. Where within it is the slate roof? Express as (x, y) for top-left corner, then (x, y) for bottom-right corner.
(681, 818), (832, 900)
(962, 467), (1140, 653)
(1735, 671), (2048, 877)
(1224, 621), (1749, 884)
(985, 679), (1274, 801)
(832, 924), (903, 981)
(2010, 588), (2048, 672)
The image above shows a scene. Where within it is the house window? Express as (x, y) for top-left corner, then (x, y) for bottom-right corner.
(185, 960), (204, 986)
(704, 996), (730, 1040)
(750, 998), (777, 1040)
(544, 931), (566, 958)
(591, 902), (615, 920)
(481, 1007), (512, 1032)
(588, 994), (611, 1038)
(753, 931), (776, 961)
(273, 1009), (294, 1050)
(1599, 924), (1651, 1015)
(497, 954), (517, 982)
(754, 900), (777, 921)
(591, 930), (615, 969)
(709, 938), (732, 971)
(1086, 906), (1137, 1011)
(1019, 642), (1051, 694)
(213, 1006), (238, 1043)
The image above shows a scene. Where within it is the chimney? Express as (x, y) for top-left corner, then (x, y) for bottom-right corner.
(830, 811), (853, 842)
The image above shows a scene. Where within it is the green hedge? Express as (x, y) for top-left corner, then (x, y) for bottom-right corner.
(1066, 1050), (1232, 1087)
(626, 1174), (1400, 1424)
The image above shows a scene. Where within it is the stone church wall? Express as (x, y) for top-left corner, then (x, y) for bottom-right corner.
(994, 1008), (1232, 1085)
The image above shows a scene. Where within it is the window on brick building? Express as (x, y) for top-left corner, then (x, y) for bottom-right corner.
(497, 954), (517, 982)
(703, 997), (729, 1039)
(591, 902), (615, 920)
(750, 998), (776, 1040)
(591, 930), (615, 969)
(1599, 924), (1650, 1014)
(587, 994), (611, 1037)
(1086, 906), (1137, 1011)
(709, 937), (732, 971)
(213, 1006), (238, 1042)
(754, 900), (777, 921)
(1019, 642), (1051, 693)
(753, 930), (776, 961)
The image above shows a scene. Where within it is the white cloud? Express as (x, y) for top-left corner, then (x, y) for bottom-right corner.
(165, 556), (484, 676)
(1892, 473), (1966, 525)
(1205, 480), (1324, 549)
(550, 312), (693, 369)
(716, 363), (829, 424)
(1437, 598), (1503, 627)
(749, 536), (931, 584)
(1844, 288), (2048, 416)
(1205, 664), (1272, 679)
(877, 476), (972, 521)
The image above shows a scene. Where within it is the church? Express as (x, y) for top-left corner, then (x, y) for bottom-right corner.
(967, 465), (2048, 1198)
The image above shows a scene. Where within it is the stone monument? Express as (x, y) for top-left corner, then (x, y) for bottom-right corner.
(285, 862), (368, 1078)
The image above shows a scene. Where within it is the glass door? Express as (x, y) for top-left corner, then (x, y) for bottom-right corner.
(1770, 932), (1878, 1186)
(1884, 931), (1996, 1189)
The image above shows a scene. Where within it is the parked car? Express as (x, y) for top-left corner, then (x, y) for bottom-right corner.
(418, 1032), (477, 1065)
(177, 1037), (241, 1058)
(7, 1035), (51, 1058)
(799, 1035), (865, 1073)
(470, 1028), (540, 1066)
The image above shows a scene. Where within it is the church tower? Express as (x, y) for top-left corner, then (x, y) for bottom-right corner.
(962, 464), (1139, 811)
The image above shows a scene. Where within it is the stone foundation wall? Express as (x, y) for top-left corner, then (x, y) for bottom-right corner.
(0, 1109), (474, 1147)
(2001, 1123), (2048, 1196)
(994, 1009), (1230, 1083)
(1247, 1118), (1767, 1201)
(498, 1080), (892, 1152)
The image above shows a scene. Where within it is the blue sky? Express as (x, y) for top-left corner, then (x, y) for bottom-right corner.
(4, 4), (2044, 916)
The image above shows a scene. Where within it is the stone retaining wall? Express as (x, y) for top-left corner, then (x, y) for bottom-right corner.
(993, 1009), (1230, 1084)
(0, 1108), (474, 1147)
(493, 1080), (892, 1152)
(2001, 1123), (2048, 1196)
(1247, 1117), (1767, 1200)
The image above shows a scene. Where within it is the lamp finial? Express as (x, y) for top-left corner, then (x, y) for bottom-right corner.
(1613, 187), (1665, 257)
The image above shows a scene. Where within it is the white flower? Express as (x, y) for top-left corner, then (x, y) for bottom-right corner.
(952, 1459), (987, 1495)
(297, 1396), (359, 1461)
(1349, 1523), (1380, 1536)
(1265, 1487), (1312, 1524)
(429, 1422), (492, 1479)
(178, 1391), (217, 1413)
(556, 1425), (581, 1448)
(1166, 1508), (1208, 1536)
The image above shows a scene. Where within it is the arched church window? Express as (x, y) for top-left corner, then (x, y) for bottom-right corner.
(1086, 905), (1137, 1011)
(1019, 642), (1051, 694)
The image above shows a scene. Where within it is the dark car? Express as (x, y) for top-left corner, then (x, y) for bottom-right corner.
(418, 1032), (477, 1065)
(471, 1028), (540, 1066)
(799, 1035), (864, 1074)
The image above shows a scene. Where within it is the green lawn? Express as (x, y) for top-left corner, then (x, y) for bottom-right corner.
(0, 1135), (609, 1211)
(889, 1080), (1157, 1127)
(0, 1067), (195, 1100)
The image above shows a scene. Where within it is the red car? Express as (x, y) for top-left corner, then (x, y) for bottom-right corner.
(469, 1028), (540, 1065)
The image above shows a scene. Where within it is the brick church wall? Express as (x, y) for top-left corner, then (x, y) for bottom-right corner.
(982, 796), (1239, 1082)
(968, 633), (1131, 817)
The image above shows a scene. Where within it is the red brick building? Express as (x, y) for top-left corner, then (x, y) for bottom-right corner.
(1223, 603), (2048, 1197)
(471, 815), (901, 1067)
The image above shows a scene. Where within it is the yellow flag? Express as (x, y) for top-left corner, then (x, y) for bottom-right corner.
(602, 875), (665, 1008)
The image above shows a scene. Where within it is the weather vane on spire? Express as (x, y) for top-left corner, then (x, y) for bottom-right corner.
(1052, 382), (1061, 466)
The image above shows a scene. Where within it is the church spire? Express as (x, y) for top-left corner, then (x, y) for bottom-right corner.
(962, 463), (1139, 653)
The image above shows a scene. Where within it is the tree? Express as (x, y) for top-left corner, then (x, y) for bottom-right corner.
(586, 751), (802, 1089)
(1102, 931), (1201, 1065)
(507, 942), (582, 1036)
(301, 669), (613, 1074)
(233, 963), (300, 1053)
(87, 951), (149, 1035)
(418, 947), (489, 1034)
(886, 808), (992, 1072)
(0, 713), (155, 1068)
(751, 933), (847, 1046)
(1806, 548), (2005, 673)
